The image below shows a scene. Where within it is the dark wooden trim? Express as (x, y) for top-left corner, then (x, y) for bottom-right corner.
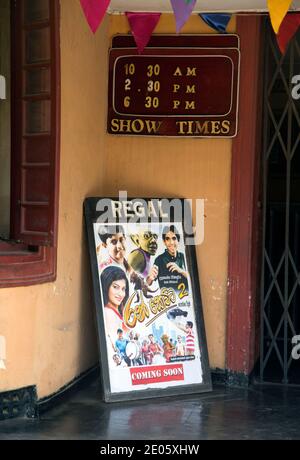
(0, 246), (56, 287)
(10, 0), (61, 247)
(0, 366), (99, 420)
(226, 15), (263, 375)
(52, 0), (61, 249)
(10, 0), (22, 239)
(0, 0), (60, 288)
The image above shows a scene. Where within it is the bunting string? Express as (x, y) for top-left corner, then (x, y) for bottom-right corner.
(79, 0), (299, 54)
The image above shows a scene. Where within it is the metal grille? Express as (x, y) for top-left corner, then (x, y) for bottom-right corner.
(260, 20), (300, 384)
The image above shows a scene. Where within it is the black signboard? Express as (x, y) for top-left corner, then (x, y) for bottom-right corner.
(107, 35), (240, 137)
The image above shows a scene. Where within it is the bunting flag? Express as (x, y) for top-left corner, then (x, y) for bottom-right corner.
(80, 0), (111, 33)
(126, 12), (161, 54)
(170, 0), (197, 33)
(276, 13), (300, 53)
(199, 13), (232, 33)
(268, 0), (293, 34)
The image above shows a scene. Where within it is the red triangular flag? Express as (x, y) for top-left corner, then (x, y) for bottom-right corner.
(80, 0), (111, 33)
(277, 13), (300, 54)
(126, 12), (161, 54)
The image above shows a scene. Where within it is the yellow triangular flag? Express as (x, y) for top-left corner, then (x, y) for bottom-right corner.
(268, 0), (293, 33)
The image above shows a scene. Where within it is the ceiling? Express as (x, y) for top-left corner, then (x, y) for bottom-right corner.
(108, 0), (300, 14)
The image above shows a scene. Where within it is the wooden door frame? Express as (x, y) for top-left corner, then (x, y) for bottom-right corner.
(226, 15), (264, 380)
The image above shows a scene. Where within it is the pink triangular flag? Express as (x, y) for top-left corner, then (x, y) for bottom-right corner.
(170, 0), (196, 33)
(277, 13), (300, 54)
(126, 12), (161, 54)
(80, 0), (111, 33)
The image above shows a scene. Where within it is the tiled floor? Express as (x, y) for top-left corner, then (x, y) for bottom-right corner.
(1, 379), (300, 440)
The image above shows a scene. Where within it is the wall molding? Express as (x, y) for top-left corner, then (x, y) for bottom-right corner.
(0, 365), (100, 420)
(0, 386), (37, 420)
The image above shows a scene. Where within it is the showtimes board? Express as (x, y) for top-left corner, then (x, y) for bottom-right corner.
(107, 35), (240, 137)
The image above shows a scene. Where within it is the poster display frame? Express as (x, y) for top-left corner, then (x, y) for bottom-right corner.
(84, 197), (212, 402)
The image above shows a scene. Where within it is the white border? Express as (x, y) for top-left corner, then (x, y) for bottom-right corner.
(112, 54), (235, 118)
(107, 45), (240, 137)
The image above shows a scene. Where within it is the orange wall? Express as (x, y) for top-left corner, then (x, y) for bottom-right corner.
(0, 4), (235, 398)
(0, 1), (108, 398)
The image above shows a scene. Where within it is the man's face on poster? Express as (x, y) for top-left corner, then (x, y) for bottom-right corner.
(164, 231), (178, 256)
(117, 330), (123, 340)
(113, 354), (122, 365)
(106, 233), (126, 262)
(139, 230), (158, 255)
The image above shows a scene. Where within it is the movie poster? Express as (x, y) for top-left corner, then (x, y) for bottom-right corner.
(93, 221), (203, 394)
(85, 197), (211, 401)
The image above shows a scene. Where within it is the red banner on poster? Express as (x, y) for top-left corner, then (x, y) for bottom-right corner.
(130, 364), (184, 386)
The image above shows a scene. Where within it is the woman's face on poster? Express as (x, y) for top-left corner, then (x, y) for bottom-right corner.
(108, 279), (126, 307)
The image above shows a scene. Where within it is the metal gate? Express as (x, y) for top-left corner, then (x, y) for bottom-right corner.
(260, 20), (300, 384)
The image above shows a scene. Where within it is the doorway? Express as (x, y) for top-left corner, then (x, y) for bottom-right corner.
(260, 20), (300, 384)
